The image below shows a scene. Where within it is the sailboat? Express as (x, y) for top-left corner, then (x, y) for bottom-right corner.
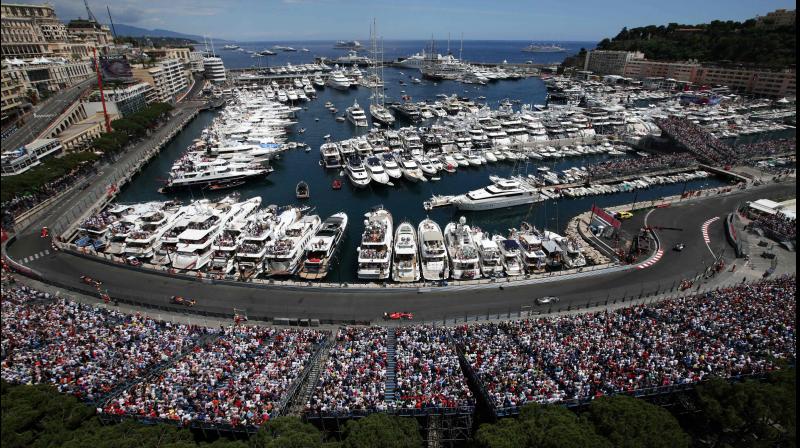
(368, 19), (395, 127)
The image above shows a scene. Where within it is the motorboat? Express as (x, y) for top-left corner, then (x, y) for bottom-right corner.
(345, 155), (371, 188)
(265, 214), (321, 276)
(391, 222), (420, 282)
(512, 223), (548, 274)
(418, 218), (449, 281)
(444, 216), (481, 280)
(380, 152), (403, 179)
(365, 156), (391, 185)
(326, 70), (351, 90)
(398, 156), (426, 182)
(296, 181), (310, 199)
(357, 207), (393, 280)
(320, 141), (342, 169)
(493, 235), (524, 276)
(370, 104), (395, 126)
(472, 229), (504, 277)
(297, 212), (348, 280)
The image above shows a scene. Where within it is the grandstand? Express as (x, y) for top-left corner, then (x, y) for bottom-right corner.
(1, 276), (795, 444)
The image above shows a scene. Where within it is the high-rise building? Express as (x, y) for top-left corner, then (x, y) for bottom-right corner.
(203, 57), (226, 83)
(583, 50), (644, 76)
(1, 62), (31, 125)
(137, 59), (188, 103)
(66, 19), (114, 54)
(0, 3), (90, 59)
(101, 82), (154, 117)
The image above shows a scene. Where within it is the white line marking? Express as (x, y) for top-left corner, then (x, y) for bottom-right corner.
(33, 253), (40, 260)
(22, 257), (29, 263)
(44, 249), (50, 255)
(701, 217), (720, 258)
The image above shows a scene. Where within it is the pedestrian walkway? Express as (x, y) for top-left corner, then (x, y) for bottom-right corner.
(385, 329), (397, 403)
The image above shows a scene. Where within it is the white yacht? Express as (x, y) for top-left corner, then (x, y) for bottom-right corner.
(345, 155), (371, 188)
(391, 222), (420, 282)
(162, 156), (270, 192)
(124, 206), (186, 260)
(380, 152), (403, 179)
(512, 223), (548, 274)
(413, 155), (438, 176)
(450, 176), (541, 211)
(364, 156), (391, 185)
(493, 235), (524, 276)
(346, 100), (369, 127)
(265, 214), (321, 276)
(472, 229), (504, 277)
(326, 70), (351, 90)
(398, 156), (426, 183)
(297, 212), (348, 280)
(444, 216), (481, 280)
(209, 214), (250, 275)
(370, 104), (395, 126)
(357, 207), (393, 280)
(235, 209), (283, 278)
(418, 219), (449, 281)
(172, 197), (255, 271)
(320, 141), (342, 169)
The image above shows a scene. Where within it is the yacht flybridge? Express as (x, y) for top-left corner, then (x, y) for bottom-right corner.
(418, 219), (448, 281)
(297, 212), (349, 280)
(346, 100), (369, 127)
(444, 216), (481, 280)
(392, 222), (420, 282)
(357, 207), (393, 280)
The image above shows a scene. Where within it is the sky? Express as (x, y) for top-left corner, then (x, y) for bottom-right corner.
(52, 0), (796, 42)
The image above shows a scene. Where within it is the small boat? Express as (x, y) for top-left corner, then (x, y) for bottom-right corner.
(299, 128), (306, 134)
(336, 116), (346, 122)
(332, 179), (342, 190)
(305, 146), (311, 153)
(315, 118), (320, 121)
(207, 180), (246, 191)
(296, 181), (310, 199)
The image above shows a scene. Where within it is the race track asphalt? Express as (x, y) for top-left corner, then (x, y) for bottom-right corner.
(7, 181), (794, 323)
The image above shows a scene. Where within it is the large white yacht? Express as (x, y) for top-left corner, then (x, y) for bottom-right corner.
(345, 155), (371, 188)
(512, 223), (548, 274)
(235, 209), (279, 278)
(320, 141), (342, 169)
(380, 152), (403, 179)
(172, 197), (256, 270)
(493, 235), (524, 276)
(357, 207), (393, 280)
(444, 216), (481, 280)
(418, 219), (449, 281)
(472, 229), (504, 277)
(162, 156), (270, 192)
(364, 156), (391, 185)
(265, 214), (321, 276)
(370, 104), (395, 126)
(326, 70), (351, 90)
(391, 222), (420, 282)
(449, 176), (541, 211)
(123, 205), (186, 260)
(398, 156), (426, 183)
(346, 100), (369, 127)
(298, 212), (348, 280)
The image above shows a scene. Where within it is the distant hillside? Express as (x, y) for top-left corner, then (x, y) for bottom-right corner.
(109, 23), (229, 43)
(596, 19), (796, 68)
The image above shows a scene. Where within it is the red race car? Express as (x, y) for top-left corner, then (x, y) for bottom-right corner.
(383, 312), (413, 320)
(80, 275), (102, 288)
(170, 296), (196, 307)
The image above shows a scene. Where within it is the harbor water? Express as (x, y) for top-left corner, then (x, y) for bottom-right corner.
(116, 46), (729, 282)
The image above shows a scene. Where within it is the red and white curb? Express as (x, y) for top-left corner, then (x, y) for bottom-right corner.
(637, 249), (664, 269)
(702, 217), (720, 256)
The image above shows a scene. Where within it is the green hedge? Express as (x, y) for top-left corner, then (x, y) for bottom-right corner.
(1, 151), (99, 202)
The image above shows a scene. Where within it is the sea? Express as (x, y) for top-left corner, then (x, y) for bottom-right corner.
(115, 41), (728, 282)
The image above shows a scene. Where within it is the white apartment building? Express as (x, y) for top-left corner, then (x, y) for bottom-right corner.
(148, 58), (187, 103)
(203, 56), (226, 83)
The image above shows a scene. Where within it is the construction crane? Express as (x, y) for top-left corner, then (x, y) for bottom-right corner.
(83, 0), (98, 23)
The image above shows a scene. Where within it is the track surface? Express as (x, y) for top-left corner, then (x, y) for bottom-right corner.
(7, 182), (794, 322)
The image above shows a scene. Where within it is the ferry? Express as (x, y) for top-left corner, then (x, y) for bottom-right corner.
(391, 222), (420, 282)
(357, 207), (393, 280)
(297, 212), (349, 280)
(418, 219), (449, 281)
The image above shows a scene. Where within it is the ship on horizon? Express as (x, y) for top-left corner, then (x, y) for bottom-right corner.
(521, 43), (567, 53)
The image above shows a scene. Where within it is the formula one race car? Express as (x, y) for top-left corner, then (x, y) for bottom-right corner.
(80, 275), (102, 288)
(383, 311), (414, 320)
(170, 295), (196, 307)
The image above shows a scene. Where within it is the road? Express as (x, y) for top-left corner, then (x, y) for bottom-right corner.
(2, 77), (96, 150)
(7, 180), (794, 323)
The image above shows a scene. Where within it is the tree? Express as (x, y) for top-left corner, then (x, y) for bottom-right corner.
(250, 416), (325, 448)
(585, 396), (689, 448)
(341, 414), (421, 448)
(475, 404), (611, 448)
(694, 370), (796, 448)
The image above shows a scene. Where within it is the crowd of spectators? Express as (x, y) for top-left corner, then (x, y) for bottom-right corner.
(736, 138), (796, 161)
(747, 212), (797, 241)
(306, 327), (388, 414)
(455, 277), (796, 410)
(1, 162), (96, 220)
(1, 290), (202, 402)
(655, 116), (735, 163)
(103, 327), (324, 427)
(394, 326), (474, 410)
(587, 153), (697, 180)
